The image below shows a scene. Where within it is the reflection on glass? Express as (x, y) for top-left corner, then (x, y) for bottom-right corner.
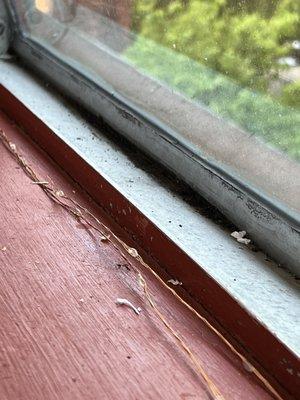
(126, 0), (300, 160)
(35, 0), (53, 14)
(23, 0), (300, 159)
(17, 0), (300, 212)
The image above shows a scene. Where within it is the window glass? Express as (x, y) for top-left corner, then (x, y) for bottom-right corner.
(13, 0), (300, 214)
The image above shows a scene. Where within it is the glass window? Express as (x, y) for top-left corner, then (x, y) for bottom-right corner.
(9, 0), (300, 216)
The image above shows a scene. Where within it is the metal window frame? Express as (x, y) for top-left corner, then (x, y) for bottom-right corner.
(2, 0), (300, 275)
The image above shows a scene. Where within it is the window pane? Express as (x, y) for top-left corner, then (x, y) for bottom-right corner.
(13, 0), (300, 214)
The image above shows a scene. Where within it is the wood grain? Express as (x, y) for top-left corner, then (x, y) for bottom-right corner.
(0, 110), (279, 399)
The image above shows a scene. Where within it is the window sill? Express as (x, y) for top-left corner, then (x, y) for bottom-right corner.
(0, 60), (299, 398)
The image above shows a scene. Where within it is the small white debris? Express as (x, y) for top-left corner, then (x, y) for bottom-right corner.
(1, 246), (7, 252)
(9, 142), (16, 151)
(55, 190), (65, 197)
(231, 230), (251, 245)
(116, 298), (141, 315)
(75, 208), (82, 217)
(231, 230), (246, 239)
(237, 237), (251, 245)
(100, 235), (110, 242)
(128, 247), (138, 258)
(79, 298), (84, 303)
(243, 361), (254, 373)
(31, 181), (49, 185)
(287, 368), (294, 375)
(167, 279), (183, 286)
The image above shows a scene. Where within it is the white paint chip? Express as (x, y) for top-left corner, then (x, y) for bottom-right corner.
(128, 247), (139, 258)
(9, 142), (16, 151)
(231, 230), (246, 239)
(31, 181), (49, 185)
(116, 298), (141, 315)
(231, 230), (251, 245)
(100, 235), (110, 242)
(167, 279), (183, 286)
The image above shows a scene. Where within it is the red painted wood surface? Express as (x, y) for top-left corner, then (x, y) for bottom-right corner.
(0, 86), (298, 399)
(0, 112), (282, 399)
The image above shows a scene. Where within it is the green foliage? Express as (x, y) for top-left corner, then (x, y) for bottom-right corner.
(132, 0), (300, 93)
(125, 39), (300, 159)
(281, 81), (300, 109)
(124, 0), (300, 159)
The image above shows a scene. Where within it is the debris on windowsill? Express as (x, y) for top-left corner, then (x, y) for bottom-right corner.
(167, 279), (183, 286)
(31, 181), (49, 185)
(100, 235), (110, 242)
(243, 361), (255, 373)
(116, 298), (141, 315)
(231, 230), (251, 245)
(9, 142), (16, 151)
(0, 128), (286, 400)
(55, 190), (65, 197)
(128, 247), (139, 258)
(1, 246), (7, 252)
